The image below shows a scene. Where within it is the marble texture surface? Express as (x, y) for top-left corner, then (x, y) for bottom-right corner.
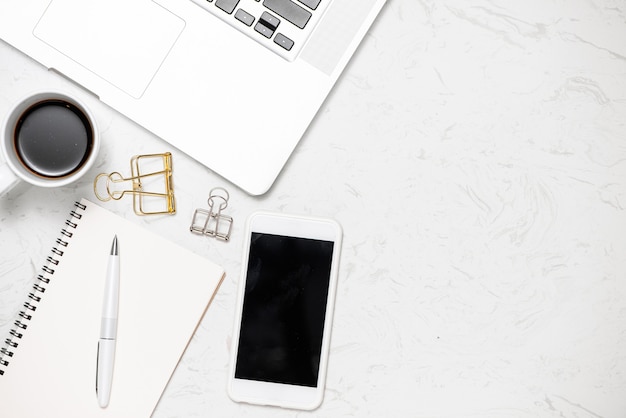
(1, 0), (626, 417)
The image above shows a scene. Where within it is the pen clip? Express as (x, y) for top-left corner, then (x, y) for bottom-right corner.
(95, 341), (100, 395)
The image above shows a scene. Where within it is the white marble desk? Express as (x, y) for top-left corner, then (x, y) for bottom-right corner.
(1, 1), (626, 417)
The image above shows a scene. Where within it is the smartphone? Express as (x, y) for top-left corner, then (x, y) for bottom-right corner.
(228, 211), (343, 410)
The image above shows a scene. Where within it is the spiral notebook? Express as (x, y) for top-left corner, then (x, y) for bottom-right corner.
(0, 199), (225, 417)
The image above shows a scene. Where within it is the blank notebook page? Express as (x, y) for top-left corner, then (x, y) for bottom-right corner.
(0, 198), (224, 418)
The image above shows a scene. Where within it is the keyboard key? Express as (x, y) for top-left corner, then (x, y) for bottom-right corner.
(235, 9), (255, 26)
(263, 0), (311, 29)
(216, 0), (239, 14)
(254, 22), (274, 38)
(274, 33), (294, 51)
(259, 11), (280, 30)
(297, 0), (320, 10)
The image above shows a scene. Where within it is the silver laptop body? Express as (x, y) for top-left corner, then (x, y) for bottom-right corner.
(0, 0), (386, 195)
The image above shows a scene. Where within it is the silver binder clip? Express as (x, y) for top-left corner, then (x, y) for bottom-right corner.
(190, 187), (233, 241)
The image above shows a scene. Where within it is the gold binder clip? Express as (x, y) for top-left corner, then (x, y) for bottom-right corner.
(190, 187), (233, 241)
(94, 152), (176, 215)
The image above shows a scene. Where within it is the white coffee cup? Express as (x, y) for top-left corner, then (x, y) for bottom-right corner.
(0, 91), (100, 196)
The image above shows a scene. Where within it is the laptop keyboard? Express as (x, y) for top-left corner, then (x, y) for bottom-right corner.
(190, 0), (329, 60)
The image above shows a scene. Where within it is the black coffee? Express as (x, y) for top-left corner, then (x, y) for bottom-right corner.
(14, 99), (93, 178)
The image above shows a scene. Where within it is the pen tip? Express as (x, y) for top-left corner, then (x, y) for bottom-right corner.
(111, 235), (118, 256)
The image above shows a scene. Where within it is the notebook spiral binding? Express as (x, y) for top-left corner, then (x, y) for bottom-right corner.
(0, 201), (87, 376)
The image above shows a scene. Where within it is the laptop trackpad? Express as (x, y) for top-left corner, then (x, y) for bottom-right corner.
(34, 0), (184, 98)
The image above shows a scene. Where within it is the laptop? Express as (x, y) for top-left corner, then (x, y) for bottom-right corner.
(0, 0), (386, 195)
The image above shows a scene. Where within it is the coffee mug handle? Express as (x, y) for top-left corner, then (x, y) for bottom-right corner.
(0, 161), (20, 196)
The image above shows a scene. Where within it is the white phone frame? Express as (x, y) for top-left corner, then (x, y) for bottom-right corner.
(227, 211), (343, 410)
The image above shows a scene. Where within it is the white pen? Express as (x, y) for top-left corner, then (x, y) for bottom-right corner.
(96, 235), (120, 408)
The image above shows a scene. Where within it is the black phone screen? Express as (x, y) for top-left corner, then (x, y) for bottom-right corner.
(234, 232), (335, 387)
